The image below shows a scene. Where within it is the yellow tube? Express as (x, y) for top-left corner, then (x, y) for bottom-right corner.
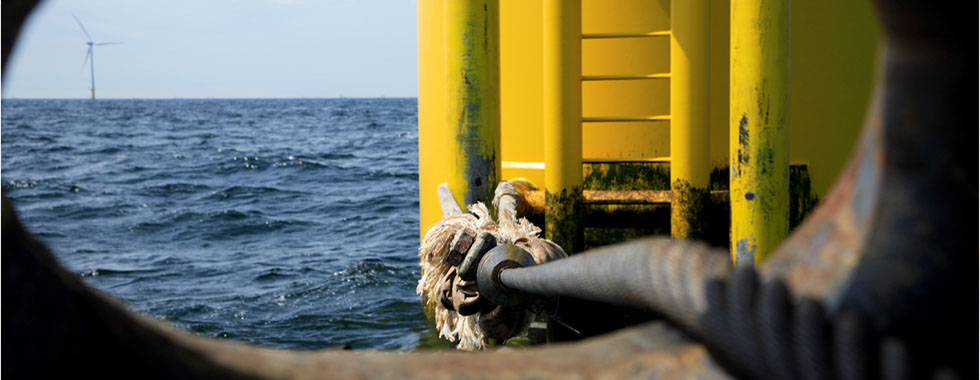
(417, 0), (448, 239)
(669, 0), (710, 239)
(730, 0), (790, 265)
(542, 0), (583, 254)
(444, 0), (501, 211)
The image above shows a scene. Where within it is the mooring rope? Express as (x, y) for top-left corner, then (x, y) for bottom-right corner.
(417, 181), (566, 350)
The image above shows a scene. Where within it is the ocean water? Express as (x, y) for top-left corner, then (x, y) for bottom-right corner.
(1, 98), (437, 350)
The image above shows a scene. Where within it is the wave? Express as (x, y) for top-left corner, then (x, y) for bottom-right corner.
(2, 98), (424, 350)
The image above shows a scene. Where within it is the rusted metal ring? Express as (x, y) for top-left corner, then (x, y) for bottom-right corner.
(491, 260), (521, 293)
(477, 244), (536, 307)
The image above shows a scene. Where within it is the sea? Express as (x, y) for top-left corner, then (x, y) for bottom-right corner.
(0, 98), (446, 350)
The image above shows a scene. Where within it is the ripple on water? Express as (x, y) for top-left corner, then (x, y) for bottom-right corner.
(1, 98), (423, 350)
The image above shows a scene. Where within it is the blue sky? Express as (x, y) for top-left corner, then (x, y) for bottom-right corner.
(2, 0), (418, 99)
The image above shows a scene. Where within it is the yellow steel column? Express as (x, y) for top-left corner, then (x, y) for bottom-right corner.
(417, 0), (449, 239)
(730, 0), (790, 265)
(543, 0), (583, 254)
(669, 0), (710, 240)
(444, 0), (501, 211)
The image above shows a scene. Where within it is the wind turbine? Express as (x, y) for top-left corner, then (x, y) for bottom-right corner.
(73, 15), (120, 99)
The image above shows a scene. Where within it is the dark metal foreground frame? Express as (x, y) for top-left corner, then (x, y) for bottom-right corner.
(2, 1), (973, 379)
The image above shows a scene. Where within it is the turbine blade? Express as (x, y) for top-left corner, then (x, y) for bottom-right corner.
(80, 48), (91, 72)
(93, 42), (122, 46)
(72, 14), (93, 42)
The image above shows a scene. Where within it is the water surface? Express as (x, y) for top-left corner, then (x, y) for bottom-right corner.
(2, 98), (434, 350)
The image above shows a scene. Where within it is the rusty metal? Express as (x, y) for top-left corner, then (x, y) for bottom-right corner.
(437, 268), (457, 311)
(451, 276), (488, 316)
(477, 244), (537, 307)
(446, 228), (476, 266)
(453, 232), (498, 315)
(759, 0), (973, 375)
(459, 232), (497, 281)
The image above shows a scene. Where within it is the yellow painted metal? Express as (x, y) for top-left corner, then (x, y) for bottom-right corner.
(583, 73), (670, 81)
(579, 0), (671, 164)
(582, 31), (670, 39)
(500, 0), (545, 187)
(730, 0), (790, 265)
(582, 80), (669, 123)
(422, 0), (878, 249)
(542, 0), (581, 194)
(582, 121), (670, 161)
(789, 0), (879, 197)
(708, 0), (730, 169)
(669, 0), (710, 239)
(416, 0), (448, 239)
(444, 0), (501, 209)
(582, 0), (669, 35)
(543, 0), (582, 252)
(583, 116), (670, 122)
(709, 0), (878, 201)
(582, 37), (669, 77)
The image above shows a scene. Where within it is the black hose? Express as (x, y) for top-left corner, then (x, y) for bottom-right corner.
(497, 238), (729, 334)
(484, 239), (961, 380)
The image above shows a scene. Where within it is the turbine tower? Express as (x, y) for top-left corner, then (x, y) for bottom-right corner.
(73, 15), (120, 99)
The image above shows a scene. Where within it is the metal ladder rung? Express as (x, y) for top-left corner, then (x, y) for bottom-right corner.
(582, 157), (672, 164)
(582, 73), (670, 81)
(581, 31), (670, 39)
(582, 116), (670, 122)
(584, 190), (730, 205)
(585, 190), (671, 204)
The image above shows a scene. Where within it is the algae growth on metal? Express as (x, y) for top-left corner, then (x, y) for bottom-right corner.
(545, 187), (583, 255)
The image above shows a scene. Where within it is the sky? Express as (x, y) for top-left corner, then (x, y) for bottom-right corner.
(1, 0), (418, 99)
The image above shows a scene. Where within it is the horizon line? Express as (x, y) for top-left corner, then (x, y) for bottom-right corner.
(0, 96), (419, 101)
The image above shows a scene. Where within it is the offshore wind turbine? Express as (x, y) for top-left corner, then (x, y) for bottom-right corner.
(73, 15), (120, 99)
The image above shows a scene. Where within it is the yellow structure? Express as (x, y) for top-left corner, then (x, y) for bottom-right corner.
(729, 0), (790, 265)
(417, 0), (880, 263)
(580, 0), (670, 163)
(787, 1), (879, 197)
(669, 0), (709, 239)
(444, 0), (501, 210)
(417, 0), (448, 237)
(542, 0), (583, 253)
